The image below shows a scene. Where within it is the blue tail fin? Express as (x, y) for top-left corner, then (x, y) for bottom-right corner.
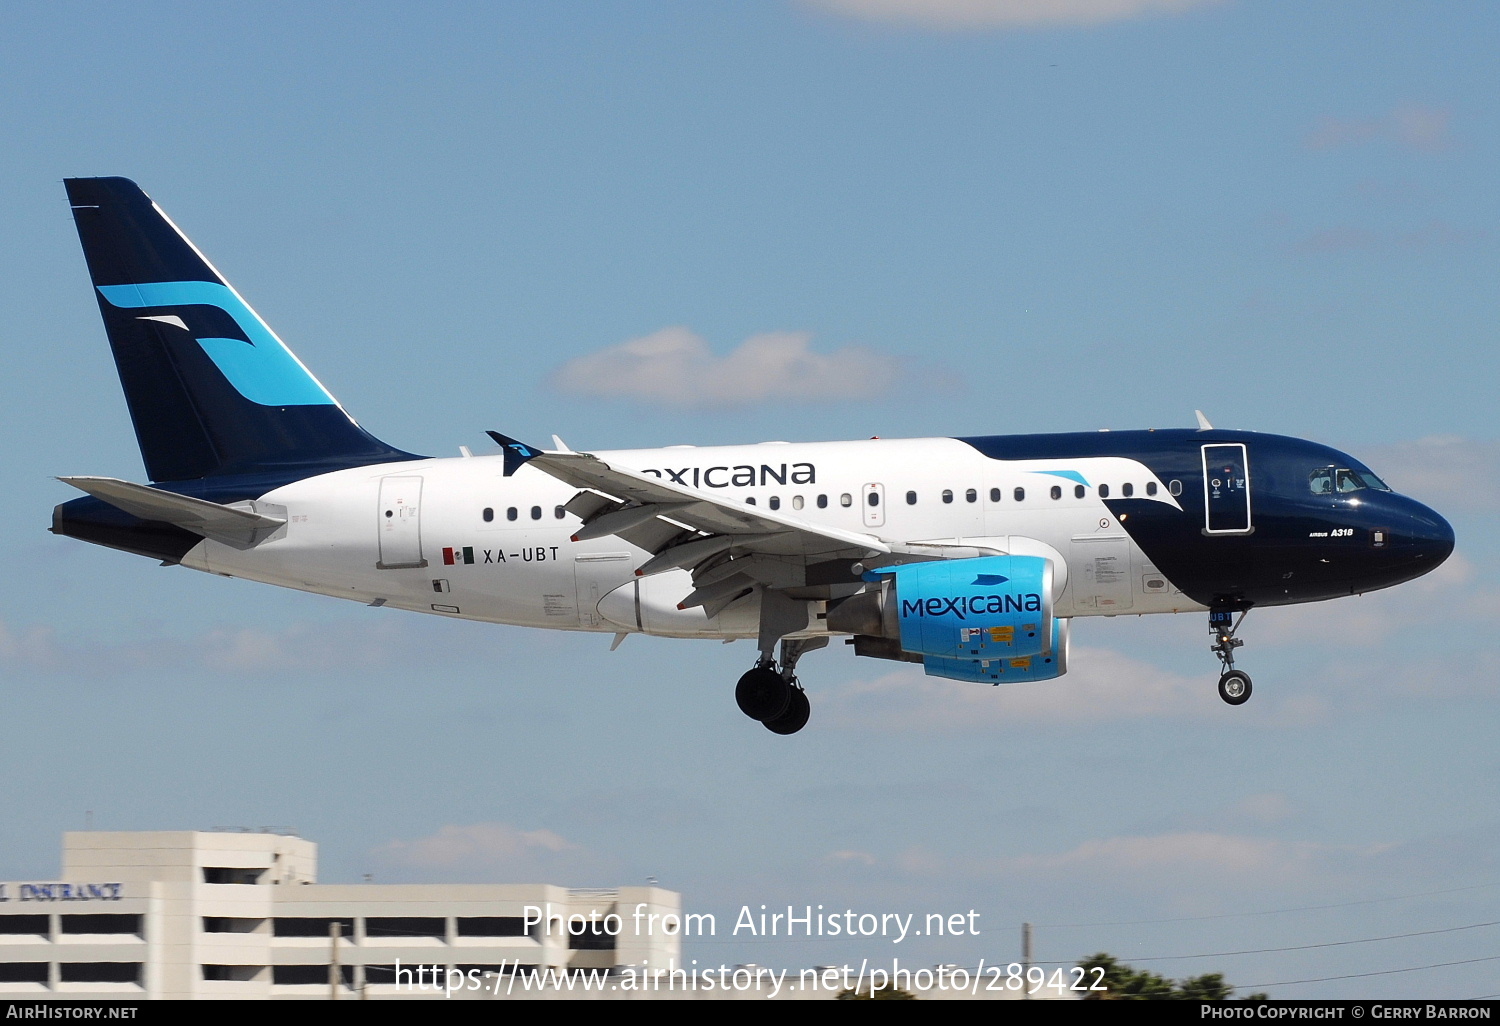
(65, 177), (418, 482)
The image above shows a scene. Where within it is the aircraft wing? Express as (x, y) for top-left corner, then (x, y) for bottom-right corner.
(488, 432), (1000, 615)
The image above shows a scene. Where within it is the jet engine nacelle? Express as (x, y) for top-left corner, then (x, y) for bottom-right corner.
(923, 617), (1070, 684)
(839, 554), (1060, 661)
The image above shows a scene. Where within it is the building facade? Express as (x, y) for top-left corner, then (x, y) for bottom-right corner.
(0, 830), (680, 999)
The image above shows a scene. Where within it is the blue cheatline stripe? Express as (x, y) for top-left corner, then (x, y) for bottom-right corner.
(1035, 469), (1089, 486)
(96, 281), (336, 407)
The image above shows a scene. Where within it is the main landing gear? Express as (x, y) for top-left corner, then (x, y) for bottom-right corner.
(1210, 609), (1252, 706)
(735, 637), (825, 735)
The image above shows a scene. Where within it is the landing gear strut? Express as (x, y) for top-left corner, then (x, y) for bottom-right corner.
(735, 637), (825, 734)
(1210, 609), (1252, 705)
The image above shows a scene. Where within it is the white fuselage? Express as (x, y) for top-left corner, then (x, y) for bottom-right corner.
(180, 437), (1207, 638)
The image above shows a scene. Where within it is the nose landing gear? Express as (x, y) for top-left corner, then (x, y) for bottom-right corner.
(1210, 609), (1252, 706)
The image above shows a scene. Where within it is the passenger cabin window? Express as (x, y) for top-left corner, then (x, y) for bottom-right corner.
(906, 491), (917, 505)
(506, 507), (518, 521)
(483, 507), (494, 522)
(1169, 480), (1182, 496)
(990, 488), (1002, 502)
(792, 496), (804, 510)
(817, 494), (828, 509)
(1049, 485), (1062, 500)
(769, 496), (781, 510)
(746, 497), (756, 505)
(555, 505), (566, 519)
(965, 488), (977, 503)
(1122, 483), (1134, 497)
(1146, 482), (1158, 496)
(941, 489), (953, 504)
(1013, 487), (1025, 502)
(1074, 484), (1086, 499)
(840, 493), (853, 507)
(530, 506), (541, 520)
(1099, 484), (1110, 498)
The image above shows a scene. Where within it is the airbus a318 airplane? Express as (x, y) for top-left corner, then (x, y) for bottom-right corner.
(53, 178), (1455, 734)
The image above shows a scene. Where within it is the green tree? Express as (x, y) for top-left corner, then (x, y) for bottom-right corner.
(1077, 953), (1264, 1001)
(837, 981), (918, 1000)
(1175, 973), (1232, 1001)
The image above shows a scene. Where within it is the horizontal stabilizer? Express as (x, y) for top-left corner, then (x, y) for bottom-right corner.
(58, 476), (285, 550)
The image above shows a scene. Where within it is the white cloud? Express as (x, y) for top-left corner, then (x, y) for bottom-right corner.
(822, 646), (1234, 729)
(550, 326), (903, 408)
(886, 830), (1390, 900)
(1294, 220), (1486, 255)
(0, 621), (63, 669)
(371, 823), (611, 885)
(1005, 831), (1314, 876)
(1304, 103), (1453, 152)
(199, 623), (402, 673)
(1223, 792), (1296, 828)
(379, 822), (578, 869)
(0, 615), (499, 677)
(805, 0), (1220, 30)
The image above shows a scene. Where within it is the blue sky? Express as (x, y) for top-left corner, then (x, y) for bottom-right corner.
(2, 0), (1497, 999)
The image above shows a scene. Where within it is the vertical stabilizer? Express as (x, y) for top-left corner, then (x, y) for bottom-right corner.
(65, 177), (417, 482)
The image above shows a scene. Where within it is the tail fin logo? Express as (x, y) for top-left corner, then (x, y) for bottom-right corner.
(96, 281), (336, 408)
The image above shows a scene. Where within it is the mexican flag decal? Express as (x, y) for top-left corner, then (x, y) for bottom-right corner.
(442, 546), (475, 566)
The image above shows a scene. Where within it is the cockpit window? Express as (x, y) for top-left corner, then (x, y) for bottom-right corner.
(1310, 467), (1390, 496)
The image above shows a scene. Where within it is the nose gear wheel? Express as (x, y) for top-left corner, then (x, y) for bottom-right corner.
(1210, 609), (1253, 705)
(1217, 669), (1252, 705)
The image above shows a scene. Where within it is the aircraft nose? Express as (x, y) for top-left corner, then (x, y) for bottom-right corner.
(1406, 502), (1455, 569)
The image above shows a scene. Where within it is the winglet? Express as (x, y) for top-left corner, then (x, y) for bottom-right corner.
(485, 430), (544, 477)
(1194, 410), (1214, 431)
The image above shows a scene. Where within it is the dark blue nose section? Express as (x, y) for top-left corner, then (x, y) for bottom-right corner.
(1407, 502), (1455, 569)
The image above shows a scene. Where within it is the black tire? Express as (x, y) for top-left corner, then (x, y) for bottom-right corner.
(763, 687), (810, 735)
(736, 666), (791, 721)
(1218, 670), (1252, 706)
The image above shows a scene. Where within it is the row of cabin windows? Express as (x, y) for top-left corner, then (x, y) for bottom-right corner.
(901, 481), (1174, 505)
(752, 482), (1177, 509)
(750, 494), (855, 510)
(483, 505), (568, 522)
(479, 480), (1185, 520)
